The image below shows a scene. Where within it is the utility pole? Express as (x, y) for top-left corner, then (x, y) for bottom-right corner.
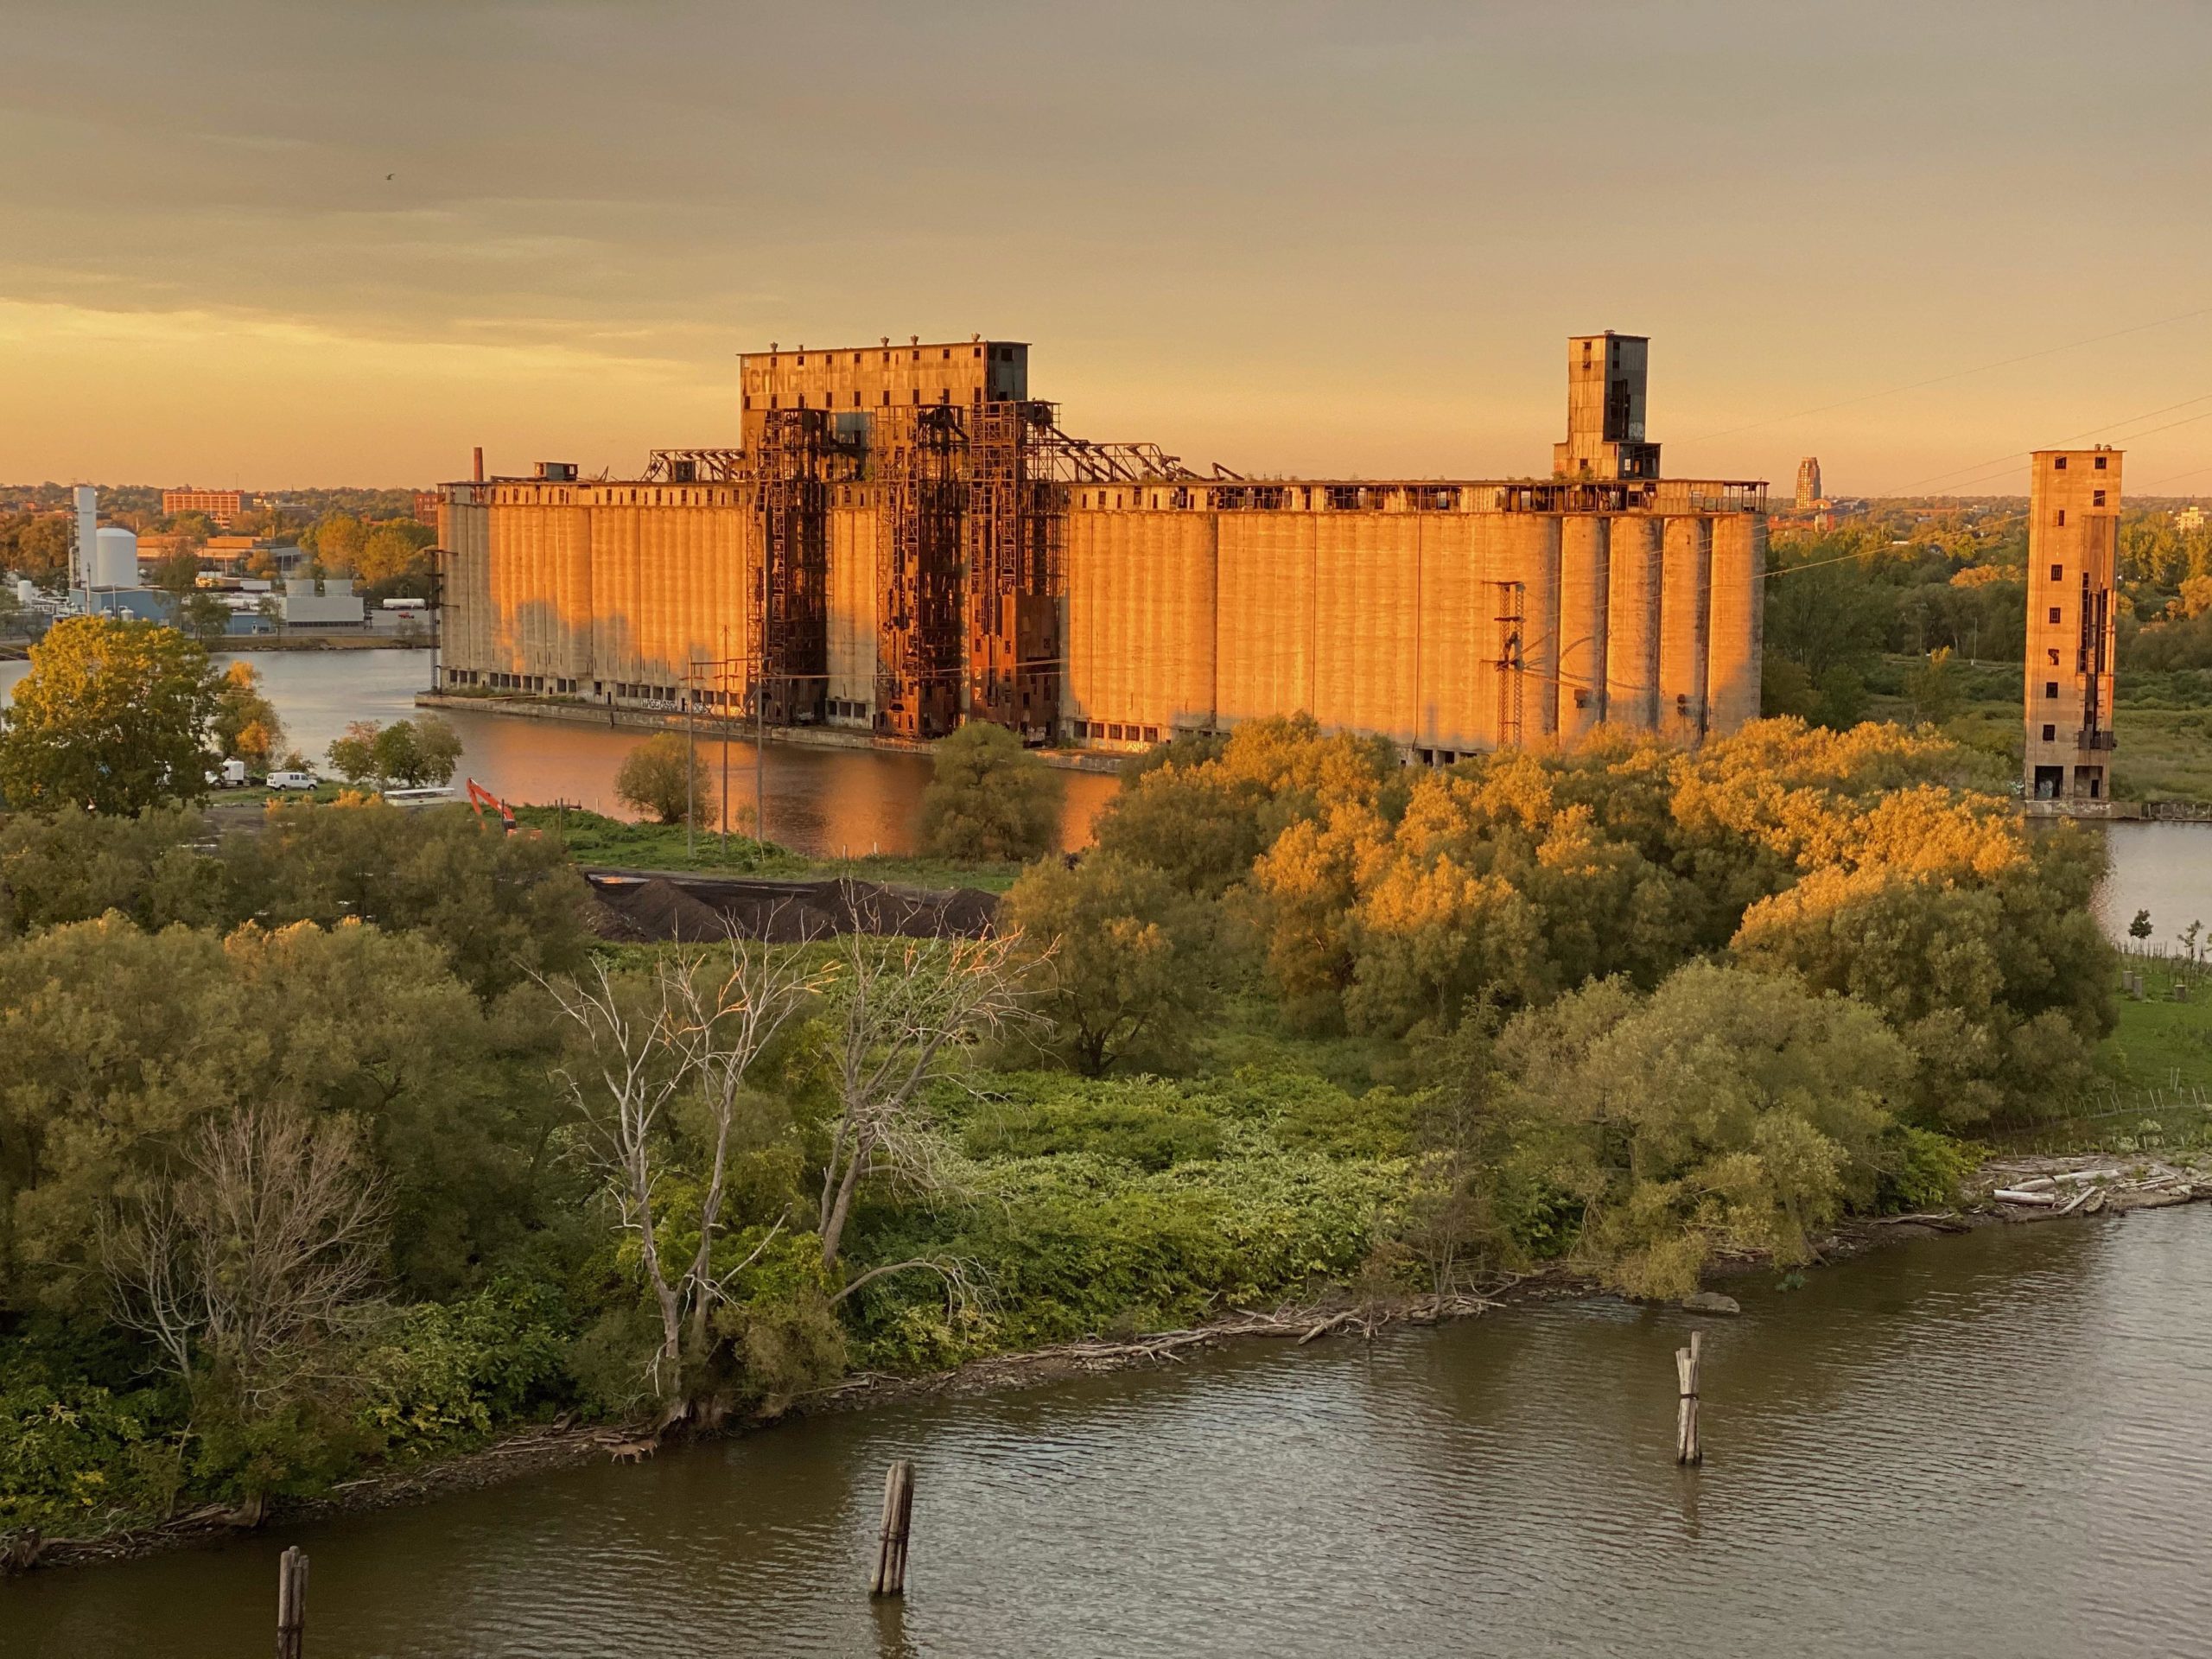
(685, 658), (697, 865)
(721, 621), (734, 865)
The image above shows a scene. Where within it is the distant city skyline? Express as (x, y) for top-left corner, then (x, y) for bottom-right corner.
(5, 1), (2211, 495)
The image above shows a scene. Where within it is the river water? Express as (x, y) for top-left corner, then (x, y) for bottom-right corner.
(0, 650), (1119, 856)
(5, 1211), (2209, 1657)
(8, 647), (2211, 907)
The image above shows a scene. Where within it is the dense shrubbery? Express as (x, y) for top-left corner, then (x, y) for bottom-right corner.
(1070, 713), (2110, 1128)
(0, 709), (2121, 1548)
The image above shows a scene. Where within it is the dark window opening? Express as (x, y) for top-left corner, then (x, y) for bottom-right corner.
(2045, 681), (2059, 697)
(2094, 454), (2108, 470)
(2094, 490), (2107, 506)
(2055, 456), (2068, 470)
(2049, 607), (2063, 624)
(2043, 724), (2057, 741)
(2056, 511), (2066, 527)
(2050, 563), (2063, 581)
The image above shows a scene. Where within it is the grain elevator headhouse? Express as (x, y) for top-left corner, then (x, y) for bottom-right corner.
(436, 330), (1767, 759)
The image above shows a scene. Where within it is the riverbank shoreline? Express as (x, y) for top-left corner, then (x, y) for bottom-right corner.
(15, 1150), (2210, 1579)
(411, 690), (1128, 774)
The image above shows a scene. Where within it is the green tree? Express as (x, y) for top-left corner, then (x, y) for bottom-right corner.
(918, 722), (1063, 861)
(1003, 852), (1218, 1076)
(374, 715), (462, 787)
(175, 591), (232, 645)
(0, 915), (569, 1314)
(1489, 961), (1910, 1298)
(308, 512), (365, 574)
(1903, 645), (1963, 725)
(2129, 908), (2152, 943)
(613, 731), (715, 825)
(148, 548), (200, 600)
(0, 616), (219, 814)
(1759, 653), (1817, 720)
(1813, 664), (1868, 729)
(356, 522), (435, 590)
(1090, 753), (1270, 896)
(211, 661), (285, 770)
(222, 798), (592, 1000)
(321, 716), (460, 789)
(0, 803), (230, 940)
(1729, 804), (2114, 1128)
(326, 719), (380, 785)
(13, 518), (73, 588)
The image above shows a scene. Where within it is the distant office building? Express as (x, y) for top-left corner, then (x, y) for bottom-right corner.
(2023, 447), (2120, 802)
(1795, 457), (1822, 511)
(280, 576), (366, 628)
(2177, 505), (2205, 533)
(162, 488), (245, 526)
(413, 491), (443, 530)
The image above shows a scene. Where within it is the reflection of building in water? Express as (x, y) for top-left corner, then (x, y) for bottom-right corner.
(2024, 447), (2120, 802)
(436, 334), (1769, 758)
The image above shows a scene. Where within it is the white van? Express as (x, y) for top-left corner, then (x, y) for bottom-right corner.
(266, 770), (319, 791)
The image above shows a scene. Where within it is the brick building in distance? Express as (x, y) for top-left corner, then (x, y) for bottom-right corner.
(2023, 447), (2120, 801)
(161, 487), (245, 526)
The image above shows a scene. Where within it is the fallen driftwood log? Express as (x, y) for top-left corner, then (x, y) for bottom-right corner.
(1993, 1188), (2059, 1206)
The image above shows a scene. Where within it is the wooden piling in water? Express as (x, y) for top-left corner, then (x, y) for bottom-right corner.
(1675, 1331), (1703, 1466)
(276, 1545), (309, 1658)
(870, 1460), (915, 1598)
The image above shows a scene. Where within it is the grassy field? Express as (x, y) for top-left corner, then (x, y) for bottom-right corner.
(513, 805), (1027, 893)
(1858, 654), (2212, 801)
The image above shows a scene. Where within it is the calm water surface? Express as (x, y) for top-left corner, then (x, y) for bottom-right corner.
(0, 651), (1116, 856)
(5, 1213), (2210, 1657)
(5, 645), (2210, 894)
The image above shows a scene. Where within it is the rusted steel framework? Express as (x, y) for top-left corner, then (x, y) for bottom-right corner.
(965, 401), (1064, 739)
(644, 448), (747, 483)
(752, 410), (849, 726)
(874, 406), (968, 740)
(1494, 579), (1526, 751)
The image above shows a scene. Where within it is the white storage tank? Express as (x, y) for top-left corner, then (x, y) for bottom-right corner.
(94, 526), (139, 589)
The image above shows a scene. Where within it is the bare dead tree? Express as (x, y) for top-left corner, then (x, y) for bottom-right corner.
(103, 1106), (389, 1417)
(664, 931), (830, 1355)
(818, 930), (1031, 1289)
(545, 931), (822, 1402)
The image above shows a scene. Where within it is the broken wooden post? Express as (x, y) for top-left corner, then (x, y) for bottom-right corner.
(1675, 1330), (1703, 1466)
(870, 1460), (915, 1598)
(276, 1545), (309, 1659)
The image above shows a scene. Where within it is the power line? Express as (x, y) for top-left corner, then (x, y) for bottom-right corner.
(1687, 302), (2212, 445)
(1873, 392), (2212, 498)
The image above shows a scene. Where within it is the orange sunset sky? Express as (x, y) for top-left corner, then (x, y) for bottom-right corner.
(4, 0), (2211, 496)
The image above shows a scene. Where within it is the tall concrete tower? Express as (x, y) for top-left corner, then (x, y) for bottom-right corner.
(1553, 333), (1660, 480)
(1795, 457), (1822, 510)
(2023, 447), (2120, 801)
